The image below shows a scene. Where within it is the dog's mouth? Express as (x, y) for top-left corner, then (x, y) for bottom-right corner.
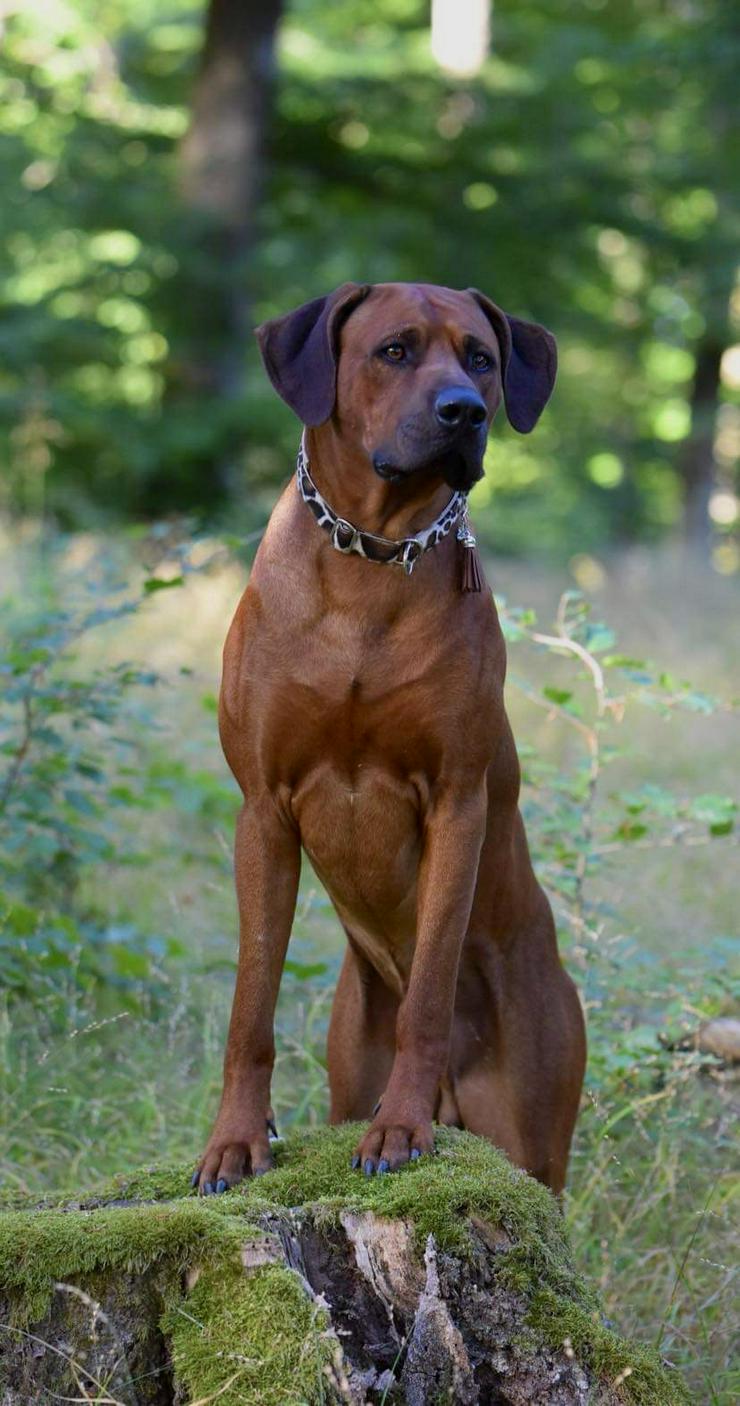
(373, 458), (407, 485)
(373, 449), (484, 492)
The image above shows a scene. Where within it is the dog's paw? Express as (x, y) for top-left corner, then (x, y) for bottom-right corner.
(192, 1114), (277, 1194)
(352, 1117), (434, 1175)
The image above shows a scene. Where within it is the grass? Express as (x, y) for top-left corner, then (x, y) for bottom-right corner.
(1, 526), (738, 1401)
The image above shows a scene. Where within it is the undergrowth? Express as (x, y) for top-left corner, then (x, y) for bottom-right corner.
(0, 535), (737, 1401)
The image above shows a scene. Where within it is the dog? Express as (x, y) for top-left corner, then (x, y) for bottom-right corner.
(192, 282), (586, 1196)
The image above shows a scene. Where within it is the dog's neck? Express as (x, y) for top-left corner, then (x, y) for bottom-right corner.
(304, 425), (454, 541)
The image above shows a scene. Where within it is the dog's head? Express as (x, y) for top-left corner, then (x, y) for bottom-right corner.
(255, 282), (556, 492)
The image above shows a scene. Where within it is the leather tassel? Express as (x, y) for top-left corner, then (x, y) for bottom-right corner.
(457, 514), (484, 592)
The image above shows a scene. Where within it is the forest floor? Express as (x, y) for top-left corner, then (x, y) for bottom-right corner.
(1, 530), (738, 1402)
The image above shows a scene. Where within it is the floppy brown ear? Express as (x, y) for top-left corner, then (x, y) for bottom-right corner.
(467, 289), (557, 433)
(254, 282), (371, 426)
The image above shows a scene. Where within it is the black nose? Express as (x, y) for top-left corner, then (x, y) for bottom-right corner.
(434, 386), (487, 431)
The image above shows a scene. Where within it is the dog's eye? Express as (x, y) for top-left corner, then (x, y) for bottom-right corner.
(382, 343), (406, 362)
(471, 350), (493, 372)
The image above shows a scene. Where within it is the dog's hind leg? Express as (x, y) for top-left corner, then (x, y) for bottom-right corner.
(327, 942), (399, 1124)
(451, 943), (585, 1195)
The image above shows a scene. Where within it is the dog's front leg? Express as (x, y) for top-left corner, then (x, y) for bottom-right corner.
(353, 789), (486, 1174)
(193, 797), (300, 1193)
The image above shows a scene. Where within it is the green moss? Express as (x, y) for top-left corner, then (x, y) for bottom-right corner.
(0, 1200), (252, 1322)
(9, 1124), (575, 1280)
(88, 1162), (195, 1204)
(0, 1162), (194, 1212)
(0, 1125), (687, 1406)
(527, 1289), (691, 1405)
(164, 1260), (335, 1406)
(0, 1194), (334, 1404)
(0, 1185), (67, 1212)
(238, 1125), (580, 1295)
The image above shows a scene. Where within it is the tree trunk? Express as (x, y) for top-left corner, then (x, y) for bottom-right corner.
(0, 1127), (686, 1405)
(182, 0), (282, 232)
(679, 336), (724, 553)
(180, 0), (283, 360)
(163, 0), (283, 503)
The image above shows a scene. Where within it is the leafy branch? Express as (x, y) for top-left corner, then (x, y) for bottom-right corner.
(499, 589), (737, 960)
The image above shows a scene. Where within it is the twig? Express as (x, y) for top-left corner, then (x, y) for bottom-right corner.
(595, 831), (739, 856)
(654, 1177), (720, 1353)
(0, 1322), (127, 1406)
(530, 629), (608, 717)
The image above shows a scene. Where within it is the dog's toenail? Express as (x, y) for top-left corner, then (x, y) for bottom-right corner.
(410, 1148), (421, 1161)
(378, 1158), (390, 1174)
(267, 1118), (278, 1139)
(351, 1155), (361, 1170)
(191, 1170), (200, 1188)
(216, 1178), (227, 1194)
(363, 1159), (375, 1177)
(204, 1181), (215, 1195)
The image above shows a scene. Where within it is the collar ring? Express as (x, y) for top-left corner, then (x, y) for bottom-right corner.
(297, 433), (466, 576)
(399, 539), (423, 575)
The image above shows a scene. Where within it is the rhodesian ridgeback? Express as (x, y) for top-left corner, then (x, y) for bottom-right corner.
(193, 282), (586, 1196)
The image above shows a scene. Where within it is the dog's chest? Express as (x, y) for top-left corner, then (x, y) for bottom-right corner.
(259, 608), (460, 783)
(245, 619), (433, 913)
(223, 581), (502, 954)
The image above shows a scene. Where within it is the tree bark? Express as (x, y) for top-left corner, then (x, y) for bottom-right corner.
(0, 1129), (686, 1405)
(0, 1206), (619, 1405)
(181, 0), (282, 239)
(679, 336), (724, 553)
(164, 0), (283, 502)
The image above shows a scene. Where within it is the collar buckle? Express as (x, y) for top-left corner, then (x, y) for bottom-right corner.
(297, 433), (465, 577)
(331, 518), (360, 554)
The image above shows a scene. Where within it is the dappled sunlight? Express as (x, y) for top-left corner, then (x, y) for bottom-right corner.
(1, 0), (738, 1395)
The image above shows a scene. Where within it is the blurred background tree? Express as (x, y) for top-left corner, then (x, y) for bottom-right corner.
(0, 0), (738, 564)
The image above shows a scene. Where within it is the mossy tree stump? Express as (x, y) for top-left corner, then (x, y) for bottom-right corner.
(0, 1126), (686, 1405)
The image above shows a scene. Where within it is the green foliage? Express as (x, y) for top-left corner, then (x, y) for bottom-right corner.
(498, 587), (735, 923)
(0, 572), (185, 1005)
(492, 587), (737, 1402)
(0, 539), (736, 1397)
(1, 1), (738, 554)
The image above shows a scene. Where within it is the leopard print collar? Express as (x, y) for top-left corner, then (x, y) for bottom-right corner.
(295, 435), (467, 576)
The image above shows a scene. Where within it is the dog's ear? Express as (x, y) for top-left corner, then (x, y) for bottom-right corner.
(467, 289), (557, 433)
(255, 282), (371, 426)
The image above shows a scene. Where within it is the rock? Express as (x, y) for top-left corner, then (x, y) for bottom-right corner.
(696, 1017), (740, 1064)
(0, 1125), (688, 1405)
